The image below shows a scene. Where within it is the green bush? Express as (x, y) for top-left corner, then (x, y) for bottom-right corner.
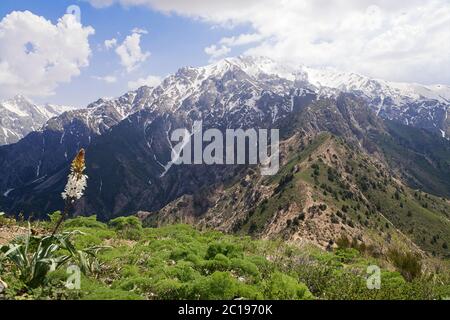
(230, 258), (260, 278)
(109, 216), (143, 240)
(166, 262), (201, 282)
(185, 253), (202, 266)
(112, 276), (153, 292)
(388, 249), (422, 281)
(247, 256), (274, 275)
(205, 242), (242, 260)
(202, 254), (231, 272)
(185, 272), (261, 300)
(153, 279), (183, 299)
(264, 272), (313, 300)
(82, 276), (144, 300)
(65, 216), (107, 229)
(47, 211), (62, 230)
(169, 247), (191, 261)
(335, 248), (360, 263)
(67, 227), (115, 248)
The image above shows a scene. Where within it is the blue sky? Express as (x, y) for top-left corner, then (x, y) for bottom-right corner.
(0, 0), (251, 106)
(0, 0), (449, 107)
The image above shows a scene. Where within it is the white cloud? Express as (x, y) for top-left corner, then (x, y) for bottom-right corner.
(204, 44), (230, 61)
(85, 0), (450, 85)
(115, 32), (151, 73)
(0, 10), (94, 99)
(131, 27), (148, 34)
(92, 75), (117, 83)
(104, 38), (117, 50)
(219, 33), (265, 47)
(128, 74), (162, 90)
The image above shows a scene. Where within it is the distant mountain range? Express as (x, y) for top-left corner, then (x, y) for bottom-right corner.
(0, 56), (449, 257)
(0, 95), (75, 145)
(233, 56), (450, 138)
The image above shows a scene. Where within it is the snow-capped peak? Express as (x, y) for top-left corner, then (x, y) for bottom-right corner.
(0, 95), (76, 145)
(1, 94), (36, 117)
(155, 55), (449, 137)
(202, 56), (450, 105)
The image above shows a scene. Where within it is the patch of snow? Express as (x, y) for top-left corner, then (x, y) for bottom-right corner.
(3, 188), (14, 197)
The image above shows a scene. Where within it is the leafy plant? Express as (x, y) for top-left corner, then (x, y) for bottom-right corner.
(388, 249), (422, 281)
(0, 225), (105, 288)
(47, 211), (62, 230)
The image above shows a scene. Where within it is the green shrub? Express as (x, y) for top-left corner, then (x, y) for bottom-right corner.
(185, 253), (202, 266)
(68, 227), (115, 248)
(205, 242), (242, 260)
(202, 254), (231, 272)
(109, 216), (143, 240)
(112, 276), (153, 293)
(247, 256), (274, 275)
(264, 272), (313, 300)
(388, 249), (422, 281)
(82, 276), (143, 300)
(316, 269), (368, 300)
(230, 258), (260, 278)
(185, 272), (261, 300)
(65, 216), (107, 229)
(335, 248), (360, 263)
(47, 211), (62, 230)
(120, 265), (140, 278)
(167, 262), (201, 282)
(153, 279), (183, 299)
(169, 247), (191, 261)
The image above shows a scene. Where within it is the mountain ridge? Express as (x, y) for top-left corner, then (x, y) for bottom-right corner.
(0, 95), (75, 145)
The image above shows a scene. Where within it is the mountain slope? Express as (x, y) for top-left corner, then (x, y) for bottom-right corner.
(0, 95), (73, 145)
(145, 132), (450, 257)
(233, 56), (450, 138)
(373, 121), (450, 197)
(0, 87), (154, 215)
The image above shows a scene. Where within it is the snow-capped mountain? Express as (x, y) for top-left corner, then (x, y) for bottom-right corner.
(228, 56), (450, 138)
(43, 86), (154, 138)
(0, 56), (449, 220)
(0, 95), (75, 145)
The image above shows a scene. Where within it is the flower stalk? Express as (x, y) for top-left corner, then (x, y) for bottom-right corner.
(51, 149), (88, 236)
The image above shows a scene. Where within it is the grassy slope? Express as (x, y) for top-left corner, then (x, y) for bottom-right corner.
(373, 120), (450, 197)
(187, 133), (450, 258)
(1, 216), (449, 300)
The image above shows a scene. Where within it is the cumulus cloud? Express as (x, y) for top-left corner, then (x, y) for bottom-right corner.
(104, 38), (117, 50)
(115, 32), (151, 72)
(128, 74), (162, 90)
(0, 10), (94, 99)
(84, 0), (450, 84)
(204, 44), (230, 62)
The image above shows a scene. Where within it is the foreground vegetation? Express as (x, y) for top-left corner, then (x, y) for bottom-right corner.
(0, 213), (449, 300)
